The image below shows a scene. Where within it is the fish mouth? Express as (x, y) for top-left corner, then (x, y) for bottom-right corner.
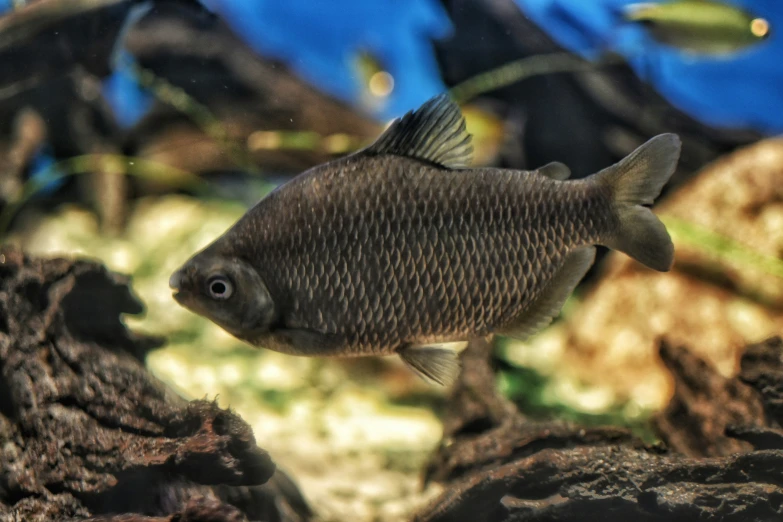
(169, 270), (184, 290)
(170, 287), (191, 305)
(168, 270), (188, 305)
(170, 289), (199, 316)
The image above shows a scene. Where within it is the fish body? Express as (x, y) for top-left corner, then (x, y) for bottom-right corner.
(216, 155), (595, 353)
(624, 0), (771, 55)
(170, 95), (681, 385)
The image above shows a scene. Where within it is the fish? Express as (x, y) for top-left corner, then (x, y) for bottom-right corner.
(352, 50), (395, 115)
(352, 50), (394, 99)
(169, 94), (681, 386)
(623, 0), (771, 55)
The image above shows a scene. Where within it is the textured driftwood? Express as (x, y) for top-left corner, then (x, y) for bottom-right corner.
(0, 0), (135, 90)
(3, 250), (781, 522)
(652, 342), (767, 457)
(122, 3), (381, 176)
(0, 248), (311, 522)
(0, 1), (379, 231)
(417, 337), (783, 521)
(422, 337), (633, 487)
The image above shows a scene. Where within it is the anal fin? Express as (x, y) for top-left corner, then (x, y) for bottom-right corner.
(399, 344), (464, 386)
(496, 247), (596, 340)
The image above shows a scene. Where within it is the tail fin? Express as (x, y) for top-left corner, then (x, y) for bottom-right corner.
(594, 133), (681, 271)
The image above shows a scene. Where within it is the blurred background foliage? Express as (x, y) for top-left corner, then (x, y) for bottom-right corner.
(1, 0), (782, 520)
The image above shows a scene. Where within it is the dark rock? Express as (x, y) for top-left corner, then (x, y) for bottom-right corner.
(740, 337), (783, 425)
(0, 248), (311, 522)
(83, 496), (248, 522)
(416, 444), (783, 522)
(652, 340), (766, 457)
(416, 336), (783, 521)
(423, 338), (633, 487)
(0, 0), (134, 89)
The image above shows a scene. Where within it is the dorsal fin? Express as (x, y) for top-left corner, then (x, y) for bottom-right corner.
(537, 162), (571, 181)
(363, 93), (474, 169)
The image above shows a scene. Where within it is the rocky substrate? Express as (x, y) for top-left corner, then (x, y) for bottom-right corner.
(0, 248), (781, 521)
(416, 336), (783, 521)
(0, 249), (311, 522)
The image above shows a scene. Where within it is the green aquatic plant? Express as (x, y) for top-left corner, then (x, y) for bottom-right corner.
(663, 216), (783, 279)
(127, 60), (261, 174)
(497, 363), (659, 442)
(130, 60), (370, 161)
(246, 129), (370, 155)
(132, 49), (617, 162)
(449, 52), (620, 104)
(0, 154), (208, 238)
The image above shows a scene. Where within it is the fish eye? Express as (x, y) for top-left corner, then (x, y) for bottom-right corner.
(206, 275), (233, 300)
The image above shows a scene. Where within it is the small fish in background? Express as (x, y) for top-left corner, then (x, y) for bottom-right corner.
(623, 0), (771, 55)
(169, 95), (681, 386)
(352, 50), (395, 115)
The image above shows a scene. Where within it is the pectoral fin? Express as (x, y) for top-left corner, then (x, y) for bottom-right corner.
(496, 247), (595, 340)
(399, 343), (464, 386)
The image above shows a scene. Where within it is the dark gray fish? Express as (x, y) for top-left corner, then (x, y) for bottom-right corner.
(170, 94), (681, 385)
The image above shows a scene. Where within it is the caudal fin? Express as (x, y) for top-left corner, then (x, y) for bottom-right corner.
(594, 133), (681, 271)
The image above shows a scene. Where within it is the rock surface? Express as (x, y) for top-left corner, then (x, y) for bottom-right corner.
(416, 337), (783, 521)
(1, 249), (782, 521)
(0, 248), (311, 522)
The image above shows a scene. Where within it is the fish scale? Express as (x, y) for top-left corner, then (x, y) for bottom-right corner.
(170, 94), (680, 385)
(249, 156), (586, 351)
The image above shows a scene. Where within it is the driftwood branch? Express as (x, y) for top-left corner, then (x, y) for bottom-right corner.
(0, 248), (311, 522)
(2, 248), (781, 521)
(416, 337), (783, 521)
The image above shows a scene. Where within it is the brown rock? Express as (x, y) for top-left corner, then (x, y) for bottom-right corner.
(417, 337), (783, 522)
(652, 341), (766, 457)
(0, 248), (311, 521)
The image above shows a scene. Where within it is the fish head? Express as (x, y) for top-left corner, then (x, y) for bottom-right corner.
(169, 250), (276, 341)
